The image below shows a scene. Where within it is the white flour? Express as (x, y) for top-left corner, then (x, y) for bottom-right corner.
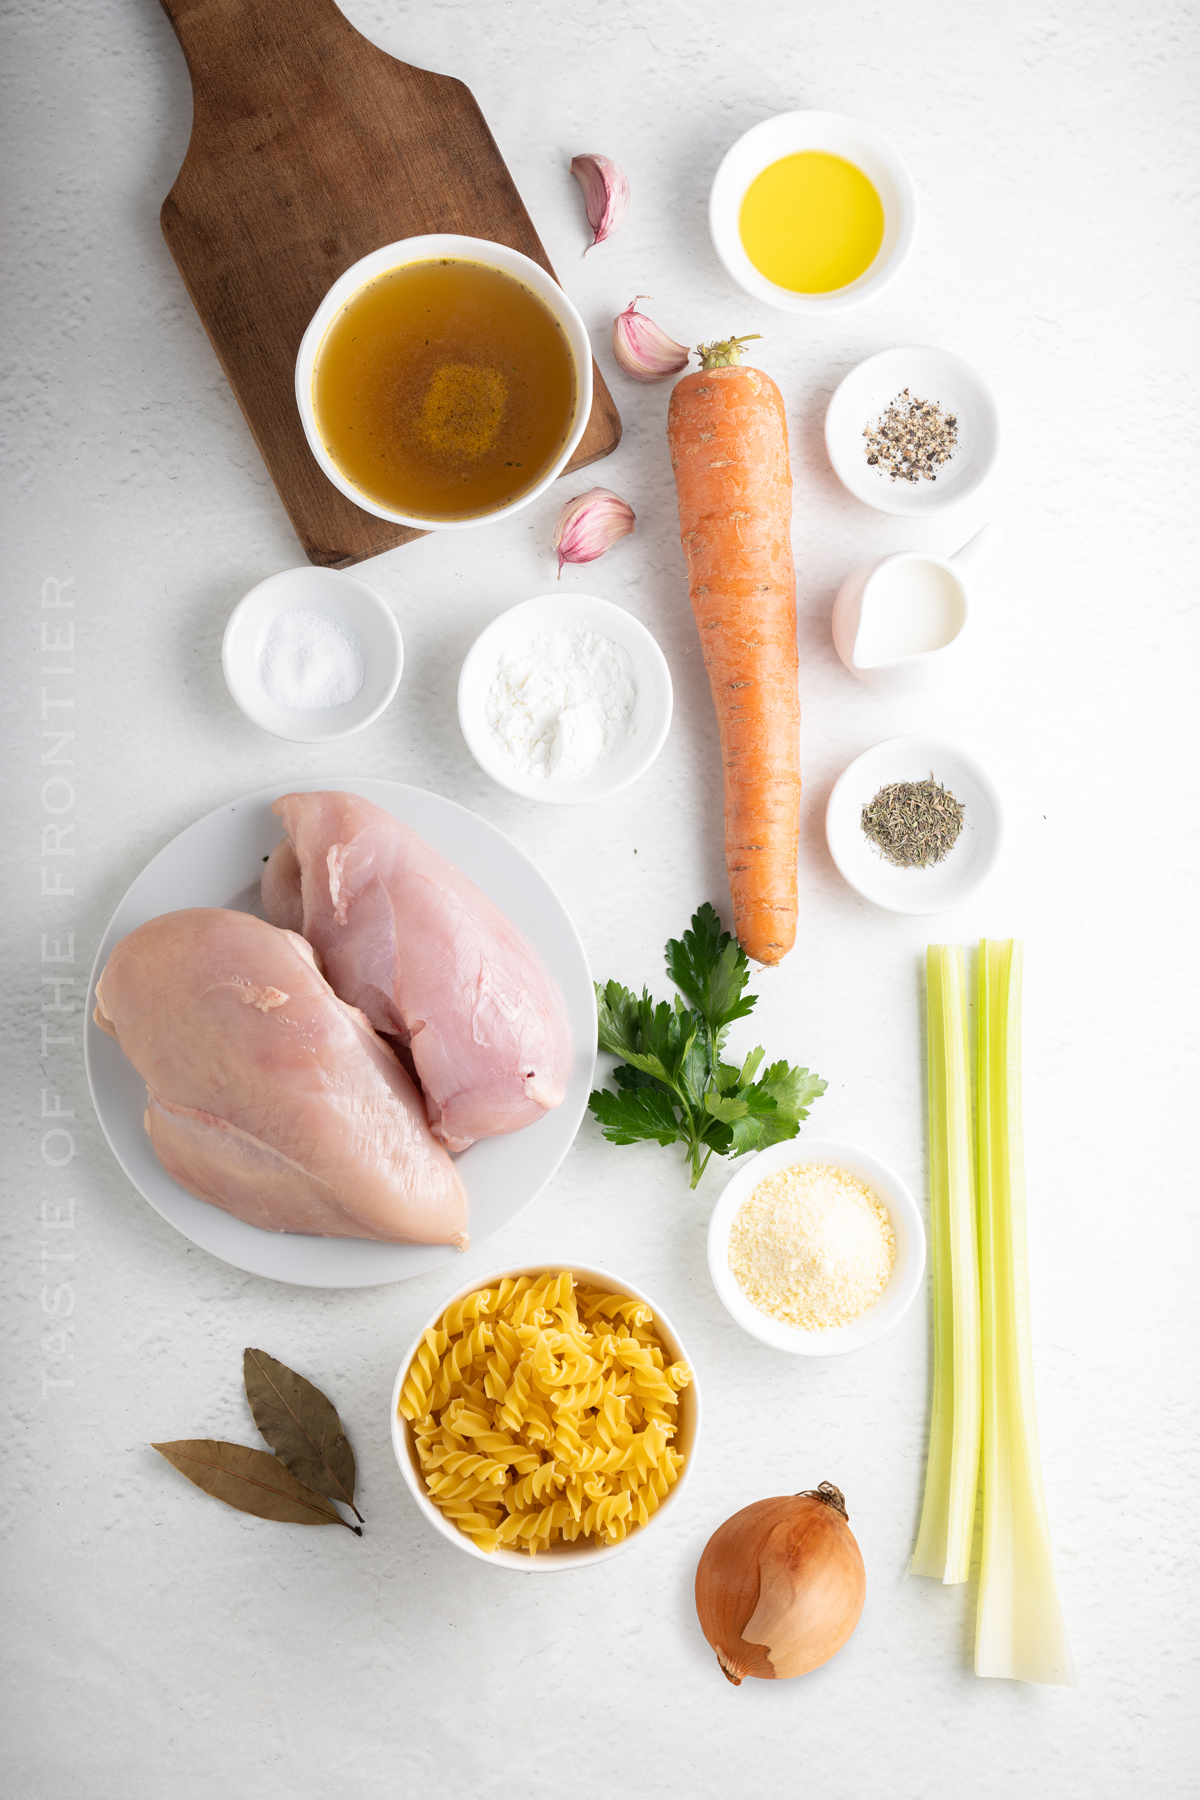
(485, 626), (637, 781)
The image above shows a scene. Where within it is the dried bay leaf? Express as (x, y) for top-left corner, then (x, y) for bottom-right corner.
(152, 1440), (360, 1532)
(243, 1347), (362, 1523)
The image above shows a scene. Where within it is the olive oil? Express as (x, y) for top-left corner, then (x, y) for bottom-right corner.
(739, 152), (884, 293)
(313, 258), (577, 521)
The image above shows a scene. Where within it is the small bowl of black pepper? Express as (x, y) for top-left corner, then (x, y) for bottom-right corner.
(825, 345), (999, 515)
(825, 735), (1003, 913)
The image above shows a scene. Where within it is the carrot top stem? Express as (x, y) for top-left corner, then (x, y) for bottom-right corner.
(695, 335), (762, 370)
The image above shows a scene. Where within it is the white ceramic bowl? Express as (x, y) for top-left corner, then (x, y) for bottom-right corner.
(709, 111), (918, 314)
(826, 734), (1003, 914)
(221, 566), (403, 743)
(707, 1138), (926, 1356)
(390, 1262), (702, 1570)
(457, 594), (673, 804)
(294, 234), (593, 529)
(825, 345), (999, 515)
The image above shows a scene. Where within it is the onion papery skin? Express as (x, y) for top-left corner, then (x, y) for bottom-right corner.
(695, 1489), (866, 1684)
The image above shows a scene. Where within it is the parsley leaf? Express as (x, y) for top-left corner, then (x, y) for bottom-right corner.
(756, 1059), (827, 1128)
(595, 981), (643, 1061)
(587, 904), (827, 1187)
(665, 902), (757, 1040)
(589, 1084), (681, 1148)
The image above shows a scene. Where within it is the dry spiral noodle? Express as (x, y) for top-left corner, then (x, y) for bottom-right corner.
(399, 1271), (692, 1555)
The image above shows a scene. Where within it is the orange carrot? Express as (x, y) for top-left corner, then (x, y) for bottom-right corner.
(667, 336), (800, 966)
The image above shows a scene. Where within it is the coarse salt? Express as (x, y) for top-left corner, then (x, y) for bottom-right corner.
(728, 1163), (895, 1331)
(260, 610), (365, 711)
(484, 625), (636, 781)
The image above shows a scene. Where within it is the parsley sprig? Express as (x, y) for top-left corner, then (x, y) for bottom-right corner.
(587, 903), (827, 1188)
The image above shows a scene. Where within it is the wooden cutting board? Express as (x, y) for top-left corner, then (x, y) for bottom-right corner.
(159, 0), (622, 568)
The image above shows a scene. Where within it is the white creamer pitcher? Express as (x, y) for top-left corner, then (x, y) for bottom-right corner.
(830, 525), (1000, 692)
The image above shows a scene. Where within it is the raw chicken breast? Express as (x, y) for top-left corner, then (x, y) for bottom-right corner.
(262, 792), (573, 1153)
(94, 908), (468, 1246)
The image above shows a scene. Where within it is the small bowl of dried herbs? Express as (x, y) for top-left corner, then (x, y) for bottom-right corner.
(825, 735), (1002, 914)
(825, 345), (999, 515)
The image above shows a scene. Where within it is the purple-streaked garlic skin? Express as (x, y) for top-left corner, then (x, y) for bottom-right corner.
(612, 298), (691, 382)
(552, 487), (636, 576)
(569, 154), (630, 253)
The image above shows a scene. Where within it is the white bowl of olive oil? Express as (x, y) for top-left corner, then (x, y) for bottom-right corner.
(709, 112), (918, 313)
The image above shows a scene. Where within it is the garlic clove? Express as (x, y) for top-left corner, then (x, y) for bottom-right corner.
(612, 298), (691, 383)
(552, 487), (636, 576)
(569, 154), (630, 254)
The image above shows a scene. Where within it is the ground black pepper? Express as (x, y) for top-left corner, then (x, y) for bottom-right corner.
(864, 390), (958, 483)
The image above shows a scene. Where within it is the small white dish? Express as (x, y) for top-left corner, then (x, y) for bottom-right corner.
(825, 735), (1003, 914)
(390, 1261), (701, 1569)
(222, 566), (403, 743)
(457, 594), (673, 805)
(707, 1138), (925, 1357)
(294, 234), (592, 530)
(825, 346), (999, 515)
(709, 111), (918, 314)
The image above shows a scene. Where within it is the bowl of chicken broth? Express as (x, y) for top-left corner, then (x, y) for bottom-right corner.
(296, 236), (592, 529)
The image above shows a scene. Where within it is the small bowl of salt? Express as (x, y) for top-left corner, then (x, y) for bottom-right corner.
(707, 1137), (926, 1356)
(457, 593), (673, 804)
(221, 566), (403, 743)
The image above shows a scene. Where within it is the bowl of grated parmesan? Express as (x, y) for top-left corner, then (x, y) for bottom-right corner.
(706, 1138), (926, 1355)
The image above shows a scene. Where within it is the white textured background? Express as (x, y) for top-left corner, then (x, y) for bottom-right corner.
(3, 1), (1198, 1794)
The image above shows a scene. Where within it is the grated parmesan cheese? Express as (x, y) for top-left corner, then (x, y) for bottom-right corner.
(728, 1163), (896, 1331)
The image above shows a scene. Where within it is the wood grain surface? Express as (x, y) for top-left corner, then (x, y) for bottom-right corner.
(158, 0), (622, 568)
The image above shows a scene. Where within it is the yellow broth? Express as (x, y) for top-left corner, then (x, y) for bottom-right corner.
(313, 258), (578, 521)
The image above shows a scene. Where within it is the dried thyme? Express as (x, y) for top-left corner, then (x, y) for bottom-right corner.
(861, 776), (965, 869)
(864, 390), (958, 483)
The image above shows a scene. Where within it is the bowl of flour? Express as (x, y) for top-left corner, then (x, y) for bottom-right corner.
(457, 594), (673, 803)
(707, 1138), (926, 1355)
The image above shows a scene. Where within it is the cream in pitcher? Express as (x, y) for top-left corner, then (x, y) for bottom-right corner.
(830, 524), (1000, 693)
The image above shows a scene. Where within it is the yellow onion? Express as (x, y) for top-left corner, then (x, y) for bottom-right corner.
(694, 1483), (866, 1684)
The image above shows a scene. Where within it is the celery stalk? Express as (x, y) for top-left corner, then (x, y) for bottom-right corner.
(975, 939), (1075, 1685)
(911, 946), (981, 1584)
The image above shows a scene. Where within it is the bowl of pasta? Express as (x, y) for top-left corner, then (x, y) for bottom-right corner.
(391, 1264), (701, 1569)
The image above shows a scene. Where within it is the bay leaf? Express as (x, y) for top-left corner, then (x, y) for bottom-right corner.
(243, 1347), (362, 1523)
(152, 1439), (359, 1532)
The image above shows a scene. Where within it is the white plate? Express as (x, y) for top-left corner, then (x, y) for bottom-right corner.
(457, 594), (673, 804)
(84, 779), (597, 1287)
(707, 1139), (925, 1356)
(825, 735), (1003, 914)
(825, 345), (999, 515)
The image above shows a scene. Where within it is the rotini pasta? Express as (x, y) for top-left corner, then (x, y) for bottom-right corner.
(400, 1272), (692, 1555)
